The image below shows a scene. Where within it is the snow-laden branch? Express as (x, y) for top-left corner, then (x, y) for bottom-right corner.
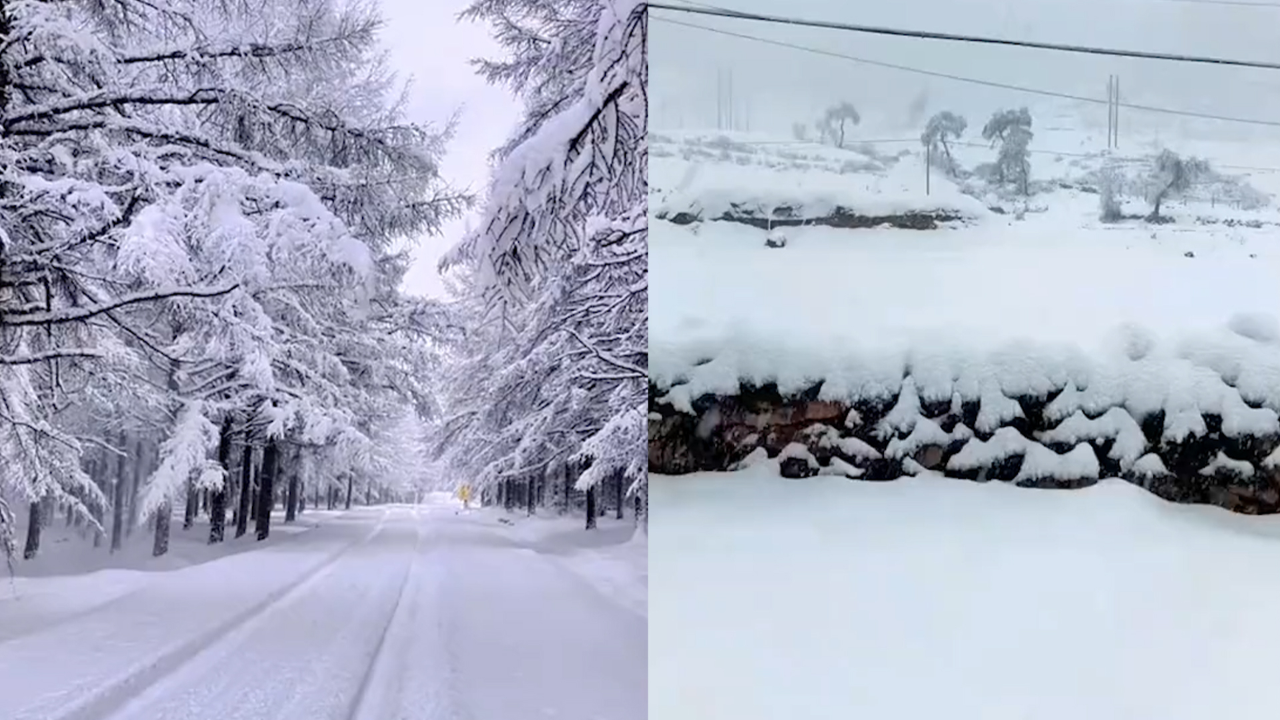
(0, 349), (105, 365)
(137, 402), (224, 522)
(2, 285), (238, 327)
(563, 327), (646, 379)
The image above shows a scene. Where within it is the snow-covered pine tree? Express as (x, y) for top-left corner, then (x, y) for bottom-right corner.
(436, 0), (647, 532)
(0, 0), (462, 559)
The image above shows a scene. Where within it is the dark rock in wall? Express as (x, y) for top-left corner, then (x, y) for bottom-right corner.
(986, 455), (1025, 483)
(1138, 410), (1166, 447)
(1016, 475), (1099, 490)
(648, 414), (700, 475)
(780, 456), (819, 479)
(864, 458), (904, 481)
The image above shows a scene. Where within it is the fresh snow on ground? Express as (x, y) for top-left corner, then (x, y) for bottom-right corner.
(0, 508), (349, 645)
(9, 508), (343, 578)
(651, 469), (1280, 720)
(454, 507), (648, 616)
(0, 501), (646, 720)
(652, 134), (989, 220)
(649, 130), (1280, 432)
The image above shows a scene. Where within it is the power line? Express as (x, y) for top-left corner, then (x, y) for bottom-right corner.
(652, 16), (1280, 130)
(648, 3), (1280, 70)
(1151, 0), (1280, 7)
(669, 0), (1280, 11)
(653, 135), (920, 145)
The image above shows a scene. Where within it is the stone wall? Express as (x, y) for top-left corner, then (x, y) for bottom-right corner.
(649, 381), (1280, 515)
(653, 205), (968, 231)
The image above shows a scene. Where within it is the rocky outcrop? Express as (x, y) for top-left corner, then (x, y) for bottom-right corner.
(650, 379), (1280, 515)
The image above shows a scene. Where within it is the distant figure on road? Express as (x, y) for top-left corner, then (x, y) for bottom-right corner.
(458, 484), (473, 510)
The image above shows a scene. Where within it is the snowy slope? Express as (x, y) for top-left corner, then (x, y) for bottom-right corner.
(652, 132), (989, 221)
(652, 470), (1280, 720)
(649, 129), (1280, 430)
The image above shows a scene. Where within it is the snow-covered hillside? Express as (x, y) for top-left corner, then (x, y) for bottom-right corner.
(650, 124), (1280, 498)
(652, 470), (1280, 720)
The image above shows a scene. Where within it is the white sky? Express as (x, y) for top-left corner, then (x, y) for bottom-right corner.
(651, 0), (1280, 144)
(376, 0), (522, 298)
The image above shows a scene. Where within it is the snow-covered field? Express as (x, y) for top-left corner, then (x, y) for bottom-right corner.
(0, 502), (646, 720)
(651, 470), (1280, 720)
(650, 127), (1280, 444)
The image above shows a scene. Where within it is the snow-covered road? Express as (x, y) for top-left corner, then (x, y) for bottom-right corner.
(0, 505), (646, 720)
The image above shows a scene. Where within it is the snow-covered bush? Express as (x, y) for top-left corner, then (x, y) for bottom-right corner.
(982, 108), (1034, 195)
(921, 111), (968, 177)
(1098, 165), (1124, 222)
(1145, 150), (1210, 221)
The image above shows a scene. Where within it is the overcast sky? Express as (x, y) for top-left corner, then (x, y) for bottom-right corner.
(651, 0), (1280, 144)
(376, 0), (522, 298)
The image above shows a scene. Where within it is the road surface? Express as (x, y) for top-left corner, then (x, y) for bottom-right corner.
(0, 505), (646, 720)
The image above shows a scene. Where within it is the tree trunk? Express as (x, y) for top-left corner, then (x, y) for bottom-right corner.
(22, 501), (42, 559)
(255, 439), (279, 541)
(111, 434), (127, 552)
(235, 444), (254, 539)
(526, 478), (535, 516)
(637, 482), (647, 535)
(209, 417), (233, 544)
(615, 473), (625, 520)
(127, 439), (144, 537)
(503, 479), (514, 511)
(298, 482), (306, 514)
(584, 486), (597, 530)
(90, 494), (102, 548)
(327, 485), (335, 510)
(153, 500), (171, 556)
(344, 474), (353, 510)
(285, 449), (300, 523)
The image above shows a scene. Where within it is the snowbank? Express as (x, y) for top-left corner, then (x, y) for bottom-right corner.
(462, 508), (647, 615)
(650, 211), (1280, 416)
(652, 152), (988, 224)
(651, 470), (1280, 720)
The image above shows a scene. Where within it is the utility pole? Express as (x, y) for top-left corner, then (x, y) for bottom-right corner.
(1106, 74), (1121, 149)
(727, 68), (735, 131)
(1106, 75), (1114, 149)
(716, 67), (727, 129)
(1113, 75), (1120, 149)
(925, 142), (931, 195)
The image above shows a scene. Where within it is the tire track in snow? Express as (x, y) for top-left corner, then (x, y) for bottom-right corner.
(45, 508), (392, 720)
(348, 503), (468, 720)
(348, 502), (468, 717)
(345, 503), (423, 720)
(93, 508), (418, 720)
